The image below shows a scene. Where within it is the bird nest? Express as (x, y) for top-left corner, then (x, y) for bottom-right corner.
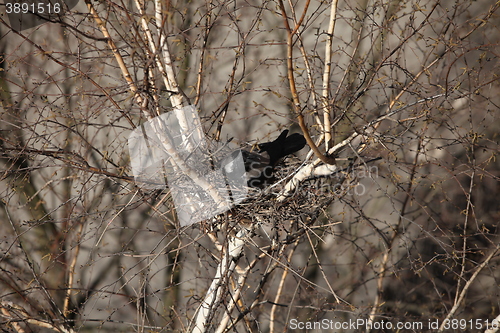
(203, 155), (343, 235)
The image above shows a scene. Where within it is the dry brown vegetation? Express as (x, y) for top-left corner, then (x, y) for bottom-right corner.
(1, 0), (500, 332)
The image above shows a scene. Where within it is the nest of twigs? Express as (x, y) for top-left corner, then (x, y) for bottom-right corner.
(201, 155), (346, 241)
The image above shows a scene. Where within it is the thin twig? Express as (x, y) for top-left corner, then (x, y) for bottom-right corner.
(438, 243), (500, 332)
(269, 239), (299, 333)
(454, 165), (476, 309)
(215, 252), (265, 333)
(304, 230), (341, 303)
(194, 1), (214, 106)
(321, 0), (339, 150)
(63, 219), (84, 317)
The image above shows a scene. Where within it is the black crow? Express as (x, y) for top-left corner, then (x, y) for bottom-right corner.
(224, 130), (306, 188)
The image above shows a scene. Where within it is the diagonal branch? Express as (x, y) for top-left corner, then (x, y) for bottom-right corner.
(277, 0), (336, 165)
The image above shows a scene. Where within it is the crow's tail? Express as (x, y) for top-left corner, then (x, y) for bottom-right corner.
(283, 133), (306, 157)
